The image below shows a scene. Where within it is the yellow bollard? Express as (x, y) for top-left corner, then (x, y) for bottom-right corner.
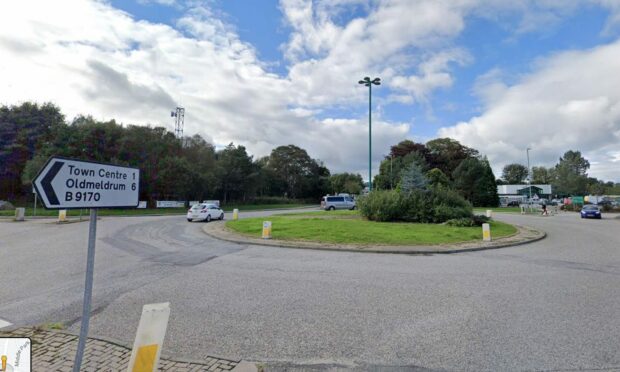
(262, 221), (272, 239)
(482, 223), (491, 242)
(486, 209), (492, 218)
(232, 208), (239, 221)
(58, 209), (67, 223)
(127, 302), (170, 372)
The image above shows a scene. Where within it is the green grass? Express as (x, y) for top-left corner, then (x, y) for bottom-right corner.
(226, 210), (517, 245)
(0, 203), (314, 217)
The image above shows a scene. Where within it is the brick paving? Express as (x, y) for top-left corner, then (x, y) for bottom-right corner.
(0, 327), (240, 371)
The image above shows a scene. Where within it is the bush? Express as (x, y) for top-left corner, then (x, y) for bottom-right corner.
(358, 187), (473, 223)
(426, 186), (473, 223)
(445, 215), (490, 227)
(357, 189), (405, 222)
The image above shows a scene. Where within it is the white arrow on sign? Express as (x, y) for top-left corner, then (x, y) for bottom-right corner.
(33, 157), (140, 209)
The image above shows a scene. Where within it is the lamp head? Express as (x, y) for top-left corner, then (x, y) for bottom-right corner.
(358, 76), (380, 86)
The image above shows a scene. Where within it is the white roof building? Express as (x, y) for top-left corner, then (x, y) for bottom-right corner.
(497, 184), (552, 195)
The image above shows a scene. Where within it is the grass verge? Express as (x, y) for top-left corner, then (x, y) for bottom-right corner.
(0, 204), (314, 217)
(226, 210), (517, 245)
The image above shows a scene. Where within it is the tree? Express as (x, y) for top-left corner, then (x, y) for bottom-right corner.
(452, 157), (499, 207)
(400, 162), (428, 193)
(330, 173), (363, 195)
(501, 163), (528, 184)
(531, 166), (554, 184)
(389, 140), (429, 159)
(0, 102), (64, 199)
(478, 158), (500, 207)
(374, 151), (427, 190)
(586, 177), (606, 195)
(426, 168), (451, 188)
(552, 150), (590, 196)
(215, 143), (255, 203)
(6, 101), (338, 204)
(605, 183), (620, 194)
(266, 145), (328, 199)
(425, 138), (479, 178)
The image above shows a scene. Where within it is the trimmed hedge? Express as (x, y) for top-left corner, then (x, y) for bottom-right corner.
(358, 188), (473, 223)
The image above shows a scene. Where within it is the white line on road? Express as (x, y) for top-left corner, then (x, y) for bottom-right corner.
(0, 318), (12, 329)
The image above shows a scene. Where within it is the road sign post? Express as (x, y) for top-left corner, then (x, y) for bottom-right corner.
(33, 157), (139, 372)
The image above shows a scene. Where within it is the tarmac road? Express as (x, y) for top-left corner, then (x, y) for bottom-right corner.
(1, 210), (619, 371)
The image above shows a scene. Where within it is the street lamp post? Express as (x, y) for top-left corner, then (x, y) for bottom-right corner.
(358, 76), (381, 191)
(526, 147), (532, 201)
(390, 154), (393, 190)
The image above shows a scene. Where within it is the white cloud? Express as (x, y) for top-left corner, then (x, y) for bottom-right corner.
(439, 40), (620, 181)
(2, 0), (620, 182)
(280, 0), (477, 109)
(0, 0), (408, 178)
(390, 49), (472, 105)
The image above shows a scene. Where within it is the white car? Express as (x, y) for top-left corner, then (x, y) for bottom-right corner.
(187, 203), (224, 222)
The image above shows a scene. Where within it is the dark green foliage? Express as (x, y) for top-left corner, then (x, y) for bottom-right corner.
(358, 187), (472, 223)
(531, 166), (554, 184)
(552, 150), (590, 196)
(445, 215), (490, 227)
(374, 138), (479, 190)
(502, 163), (528, 184)
(452, 157), (499, 207)
(357, 190), (405, 222)
(426, 168), (451, 188)
(425, 138), (479, 178)
(0, 102), (65, 198)
(329, 173), (364, 195)
(1, 102), (329, 204)
(265, 145), (330, 199)
(374, 151), (427, 190)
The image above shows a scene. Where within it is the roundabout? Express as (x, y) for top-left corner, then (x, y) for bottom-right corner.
(203, 210), (545, 254)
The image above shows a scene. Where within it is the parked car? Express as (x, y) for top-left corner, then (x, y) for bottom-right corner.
(323, 195), (356, 210)
(580, 205), (602, 219)
(187, 203), (224, 222)
(506, 201), (520, 207)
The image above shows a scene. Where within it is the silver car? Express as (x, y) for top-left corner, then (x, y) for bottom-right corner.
(322, 195), (356, 211)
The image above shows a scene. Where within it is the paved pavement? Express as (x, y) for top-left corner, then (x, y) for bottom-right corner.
(1, 210), (619, 371)
(0, 327), (239, 371)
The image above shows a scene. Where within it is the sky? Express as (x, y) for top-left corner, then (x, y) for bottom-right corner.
(1, 0), (620, 182)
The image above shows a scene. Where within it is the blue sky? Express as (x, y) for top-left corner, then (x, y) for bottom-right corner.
(110, 0), (619, 139)
(2, 0), (620, 180)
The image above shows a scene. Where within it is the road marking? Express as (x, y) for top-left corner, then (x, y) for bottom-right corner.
(0, 318), (12, 329)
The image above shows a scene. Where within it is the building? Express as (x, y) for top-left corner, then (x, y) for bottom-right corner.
(497, 184), (552, 205)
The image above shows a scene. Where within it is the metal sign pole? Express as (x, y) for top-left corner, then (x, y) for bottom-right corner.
(34, 193), (37, 217)
(72, 208), (98, 372)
